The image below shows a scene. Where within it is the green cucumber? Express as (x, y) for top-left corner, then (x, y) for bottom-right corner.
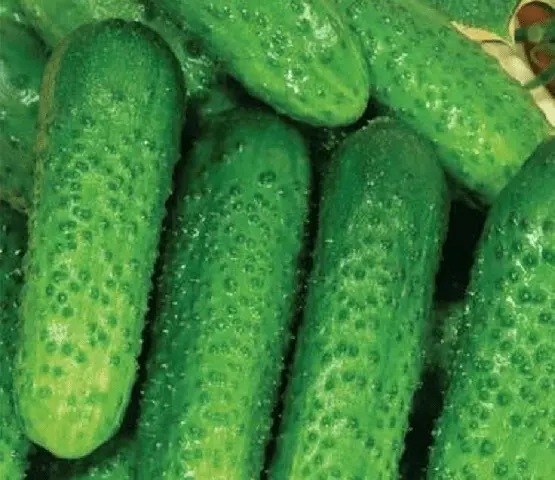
(336, 0), (552, 204)
(0, 16), (48, 212)
(13, 19), (185, 459)
(270, 117), (449, 479)
(19, 0), (217, 101)
(153, 0), (370, 126)
(47, 434), (136, 479)
(428, 137), (555, 478)
(0, 201), (30, 480)
(137, 109), (311, 479)
(424, 0), (518, 41)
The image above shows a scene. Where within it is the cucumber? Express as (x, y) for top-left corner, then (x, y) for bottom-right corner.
(0, 201), (30, 480)
(13, 19), (185, 459)
(428, 137), (555, 478)
(153, 0), (370, 126)
(0, 16), (48, 212)
(424, 0), (518, 41)
(137, 109), (311, 479)
(269, 118), (449, 479)
(19, 0), (217, 101)
(336, 0), (552, 204)
(47, 434), (136, 479)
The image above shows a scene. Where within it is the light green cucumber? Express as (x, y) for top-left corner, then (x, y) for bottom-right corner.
(424, 0), (519, 41)
(47, 434), (136, 480)
(19, 0), (217, 101)
(153, 0), (370, 126)
(270, 117), (449, 479)
(0, 15), (48, 212)
(13, 19), (185, 459)
(137, 109), (311, 479)
(336, 0), (552, 204)
(428, 137), (555, 478)
(0, 201), (30, 480)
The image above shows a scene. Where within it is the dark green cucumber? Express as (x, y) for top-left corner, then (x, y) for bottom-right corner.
(428, 137), (555, 478)
(270, 118), (449, 479)
(137, 109), (311, 479)
(19, 0), (217, 101)
(13, 20), (185, 459)
(0, 201), (30, 479)
(336, 0), (552, 204)
(154, 0), (370, 126)
(0, 16), (48, 212)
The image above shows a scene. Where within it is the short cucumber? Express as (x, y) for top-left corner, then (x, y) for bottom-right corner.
(19, 0), (217, 100)
(153, 0), (370, 126)
(14, 19), (185, 459)
(137, 109), (311, 479)
(0, 16), (48, 212)
(269, 118), (449, 479)
(424, 0), (518, 41)
(0, 201), (30, 480)
(336, 0), (552, 204)
(428, 137), (555, 478)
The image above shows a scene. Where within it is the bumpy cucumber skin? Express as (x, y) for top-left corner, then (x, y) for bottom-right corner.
(424, 0), (516, 40)
(0, 17), (47, 212)
(0, 202), (29, 480)
(428, 138), (555, 479)
(337, 0), (551, 204)
(14, 20), (185, 459)
(137, 109), (311, 479)
(270, 118), (449, 479)
(155, 0), (370, 126)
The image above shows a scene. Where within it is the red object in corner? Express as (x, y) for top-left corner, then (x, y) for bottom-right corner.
(517, 2), (555, 95)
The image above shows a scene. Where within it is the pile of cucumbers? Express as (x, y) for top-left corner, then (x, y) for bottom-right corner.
(1, 0), (554, 478)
